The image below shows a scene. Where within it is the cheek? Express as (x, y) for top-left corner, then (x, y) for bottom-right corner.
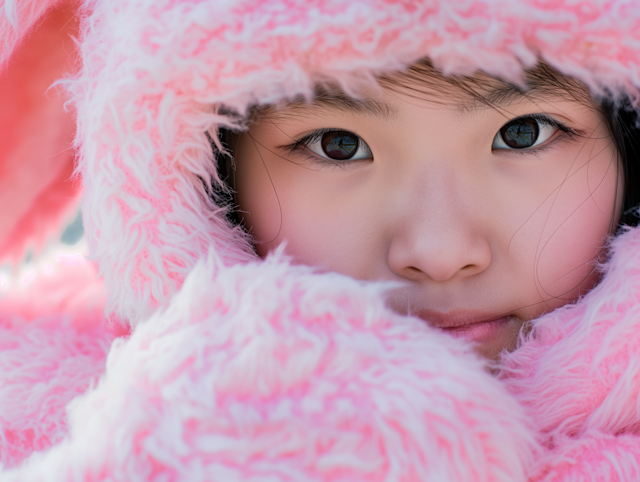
(233, 137), (282, 254)
(266, 181), (385, 277)
(235, 135), (382, 276)
(507, 147), (621, 303)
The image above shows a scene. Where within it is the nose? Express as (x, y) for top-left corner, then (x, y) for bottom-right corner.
(387, 175), (492, 283)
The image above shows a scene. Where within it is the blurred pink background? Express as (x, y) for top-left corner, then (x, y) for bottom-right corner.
(0, 0), (82, 266)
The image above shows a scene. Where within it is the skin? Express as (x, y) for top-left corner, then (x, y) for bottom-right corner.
(232, 73), (623, 360)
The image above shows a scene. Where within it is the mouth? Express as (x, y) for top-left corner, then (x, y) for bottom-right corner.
(439, 316), (515, 344)
(416, 310), (517, 344)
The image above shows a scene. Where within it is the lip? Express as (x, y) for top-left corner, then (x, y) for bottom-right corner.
(415, 309), (515, 344)
(415, 309), (511, 329)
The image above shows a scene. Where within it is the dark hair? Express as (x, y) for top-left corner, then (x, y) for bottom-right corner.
(214, 62), (640, 229)
(207, 128), (239, 225)
(602, 100), (640, 227)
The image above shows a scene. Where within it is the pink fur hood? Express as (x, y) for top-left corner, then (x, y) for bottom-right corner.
(2, 0), (640, 480)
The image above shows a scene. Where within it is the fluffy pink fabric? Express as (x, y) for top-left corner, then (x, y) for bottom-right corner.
(2, 0), (640, 480)
(530, 432), (640, 481)
(2, 253), (537, 481)
(0, 251), (123, 468)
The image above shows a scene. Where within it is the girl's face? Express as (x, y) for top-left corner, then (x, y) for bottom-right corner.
(233, 73), (623, 359)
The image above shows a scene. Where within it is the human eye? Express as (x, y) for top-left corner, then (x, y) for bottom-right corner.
(285, 129), (373, 163)
(492, 114), (576, 150)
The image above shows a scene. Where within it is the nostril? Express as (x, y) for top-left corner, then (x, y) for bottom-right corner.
(405, 266), (426, 279)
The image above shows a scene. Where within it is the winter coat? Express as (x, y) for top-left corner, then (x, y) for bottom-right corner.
(1, 0), (640, 480)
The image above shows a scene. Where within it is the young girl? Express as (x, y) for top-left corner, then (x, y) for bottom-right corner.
(229, 63), (627, 360)
(2, 0), (640, 480)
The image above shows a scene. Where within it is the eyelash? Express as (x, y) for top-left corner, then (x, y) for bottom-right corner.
(280, 128), (370, 166)
(279, 114), (582, 164)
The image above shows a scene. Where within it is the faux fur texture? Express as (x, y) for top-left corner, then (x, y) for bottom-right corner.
(0, 246), (123, 468)
(3, 0), (640, 480)
(529, 432), (640, 481)
(2, 253), (537, 481)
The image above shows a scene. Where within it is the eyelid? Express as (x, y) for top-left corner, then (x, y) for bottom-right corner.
(524, 113), (572, 132)
(286, 128), (329, 153)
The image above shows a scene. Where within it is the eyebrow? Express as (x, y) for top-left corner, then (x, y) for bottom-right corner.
(455, 85), (523, 112)
(454, 83), (582, 117)
(274, 89), (398, 120)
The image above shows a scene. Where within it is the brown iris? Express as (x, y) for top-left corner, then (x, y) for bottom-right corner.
(500, 118), (539, 149)
(321, 131), (359, 160)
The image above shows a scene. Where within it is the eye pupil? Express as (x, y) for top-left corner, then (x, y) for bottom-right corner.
(500, 118), (539, 148)
(321, 131), (358, 160)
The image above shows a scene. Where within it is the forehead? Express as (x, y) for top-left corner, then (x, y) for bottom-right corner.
(265, 64), (595, 121)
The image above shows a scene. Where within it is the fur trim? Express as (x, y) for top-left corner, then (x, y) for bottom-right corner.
(2, 252), (537, 481)
(0, 248), (123, 467)
(530, 432), (640, 481)
(0, 317), (112, 468)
